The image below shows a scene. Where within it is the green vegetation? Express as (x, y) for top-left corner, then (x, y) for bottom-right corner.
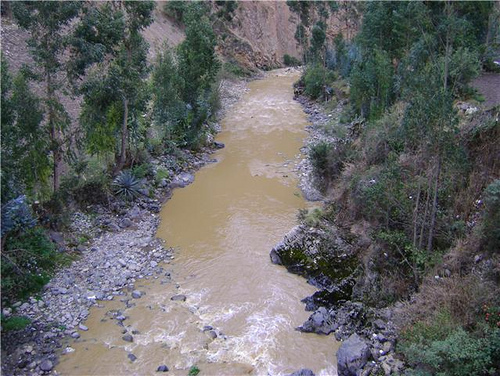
(188, 365), (200, 376)
(482, 179), (500, 252)
(112, 170), (145, 201)
(1, 316), (32, 332)
(152, 2), (220, 148)
(399, 311), (500, 376)
(1, 0), (221, 304)
(1, 225), (68, 302)
(283, 54), (301, 67)
(295, 2), (500, 374)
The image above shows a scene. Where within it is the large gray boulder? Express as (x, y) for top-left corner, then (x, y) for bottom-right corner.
(337, 333), (370, 376)
(298, 307), (337, 335)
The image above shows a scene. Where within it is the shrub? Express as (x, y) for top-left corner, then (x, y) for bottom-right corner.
(155, 168), (170, 185)
(222, 62), (252, 78)
(72, 179), (110, 207)
(400, 321), (499, 376)
(131, 163), (153, 179)
(297, 207), (324, 227)
(303, 64), (336, 100)
(309, 141), (346, 192)
(283, 54), (301, 67)
(2, 227), (65, 302)
(112, 170), (145, 200)
(482, 179), (500, 252)
(188, 366), (200, 376)
(1, 316), (31, 332)
(1, 195), (36, 238)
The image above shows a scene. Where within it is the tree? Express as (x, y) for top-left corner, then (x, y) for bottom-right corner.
(309, 21), (326, 63)
(1, 56), (49, 202)
(75, 1), (155, 171)
(175, 3), (220, 146)
(12, 1), (82, 192)
(151, 47), (186, 141)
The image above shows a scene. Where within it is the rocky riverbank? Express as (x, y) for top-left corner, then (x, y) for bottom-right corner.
(1, 77), (249, 376)
(273, 94), (405, 376)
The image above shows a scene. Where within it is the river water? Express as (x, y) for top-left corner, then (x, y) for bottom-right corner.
(57, 69), (338, 375)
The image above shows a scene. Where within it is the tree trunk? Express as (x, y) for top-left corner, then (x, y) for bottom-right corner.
(418, 176), (432, 249)
(117, 97), (129, 172)
(47, 71), (62, 192)
(412, 179), (422, 248)
(427, 155), (442, 252)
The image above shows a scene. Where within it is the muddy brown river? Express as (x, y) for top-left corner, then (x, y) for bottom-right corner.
(57, 70), (338, 375)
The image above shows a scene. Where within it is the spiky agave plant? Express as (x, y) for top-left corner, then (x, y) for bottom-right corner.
(112, 170), (144, 200)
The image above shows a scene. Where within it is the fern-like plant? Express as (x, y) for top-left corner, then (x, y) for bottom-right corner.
(112, 170), (144, 200)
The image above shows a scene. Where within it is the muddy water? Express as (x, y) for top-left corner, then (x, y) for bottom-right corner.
(57, 70), (338, 375)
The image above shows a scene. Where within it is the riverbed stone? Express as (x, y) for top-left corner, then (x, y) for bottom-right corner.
(288, 369), (315, 376)
(122, 334), (134, 342)
(207, 330), (217, 339)
(157, 365), (169, 372)
(39, 360), (53, 372)
(128, 353), (137, 362)
(337, 333), (370, 376)
(132, 290), (142, 299)
(171, 294), (186, 302)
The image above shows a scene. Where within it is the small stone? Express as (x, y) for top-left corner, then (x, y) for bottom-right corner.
(132, 290), (142, 299)
(170, 294), (186, 302)
(207, 330), (217, 339)
(116, 315), (127, 321)
(39, 360), (53, 372)
(156, 365), (169, 372)
(76, 245), (86, 252)
(202, 325), (213, 332)
(150, 261), (158, 268)
(2, 308), (12, 318)
(128, 353), (137, 362)
(19, 302), (30, 311)
(79, 324), (88, 331)
(122, 334), (134, 342)
(288, 369), (315, 376)
(71, 332), (81, 339)
(121, 218), (133, 228)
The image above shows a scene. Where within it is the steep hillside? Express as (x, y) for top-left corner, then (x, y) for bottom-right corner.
(214, 1), (357, 69)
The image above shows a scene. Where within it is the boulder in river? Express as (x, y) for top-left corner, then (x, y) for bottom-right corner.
(336, 333), (370, 376)
(298, 307), (337, 335)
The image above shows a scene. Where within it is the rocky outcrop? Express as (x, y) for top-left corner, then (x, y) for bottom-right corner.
(270, 225), (357, 298)
(337, 334), (370, 376)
